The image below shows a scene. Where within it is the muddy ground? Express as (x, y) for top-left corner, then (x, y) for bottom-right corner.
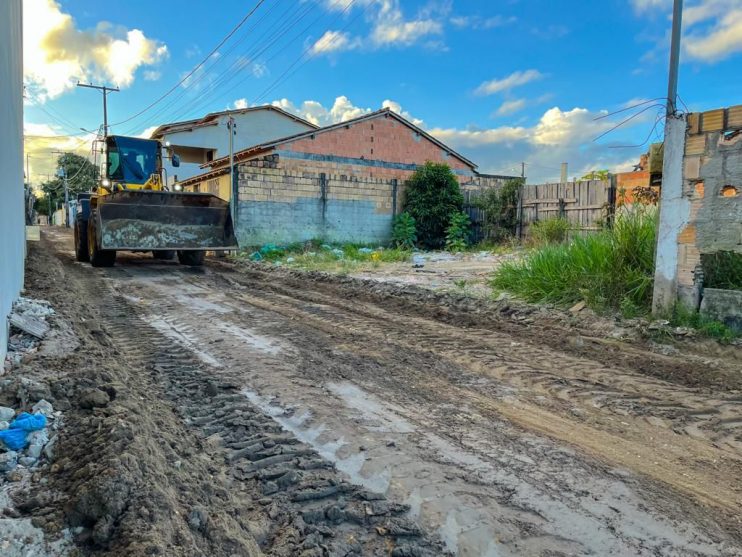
(5, 227), (742, 556)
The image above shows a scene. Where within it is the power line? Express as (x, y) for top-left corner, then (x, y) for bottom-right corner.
(111, 0), (267, 127)
(125, 0), (311, 133)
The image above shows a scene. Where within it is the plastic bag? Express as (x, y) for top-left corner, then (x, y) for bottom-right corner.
(0, 412), (47, 451)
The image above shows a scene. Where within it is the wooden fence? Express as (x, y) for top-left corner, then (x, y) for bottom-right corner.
(464, 178), (616, 241)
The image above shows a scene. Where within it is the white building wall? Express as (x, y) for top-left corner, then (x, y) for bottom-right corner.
(161, 110), (314, 183)
(0, 0), (25, 361)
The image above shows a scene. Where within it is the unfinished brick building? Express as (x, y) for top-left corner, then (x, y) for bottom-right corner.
(657, 105), (742, 327)
(180, 108), (514, 245)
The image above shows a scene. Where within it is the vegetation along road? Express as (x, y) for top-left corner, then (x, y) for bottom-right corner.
(18, 228), (742, 556)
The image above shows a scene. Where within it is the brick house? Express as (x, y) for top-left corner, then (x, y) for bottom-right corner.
(180, 108), (515, 246)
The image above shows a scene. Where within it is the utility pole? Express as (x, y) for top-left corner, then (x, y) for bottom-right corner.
(560, 162), (568, 183)
(652, 0), (685, 314)
(52, 150), (69, 228)
(76, 82), (119, 137)
(228, 116), (238, 228)
(666, 0), (683, 117)
(521, 162), (525, 179)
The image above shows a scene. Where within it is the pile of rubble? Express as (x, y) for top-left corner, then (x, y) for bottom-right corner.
(3, 297), (54, 373)
(0, 398), (58, 475)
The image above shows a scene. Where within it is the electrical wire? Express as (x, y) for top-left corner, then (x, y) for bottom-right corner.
(592, 103), (666, 142)
(110, 0), (267, 127)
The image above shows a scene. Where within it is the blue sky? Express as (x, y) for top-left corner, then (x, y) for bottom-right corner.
(23, 0), (742, 183)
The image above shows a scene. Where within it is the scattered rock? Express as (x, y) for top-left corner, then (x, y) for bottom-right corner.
(0, 407), (16, 421)
(18, 379), (52, 405)
(31, 399), (53, 416)
(78, 388), (110, 409)
(187, 507), (209, 533)
(43, 435), (57, 461)
(19, 456), (37, 467)
(569, 301), (587, 314)
(0, 450), (18, 472)
(0, 421), (9, 431)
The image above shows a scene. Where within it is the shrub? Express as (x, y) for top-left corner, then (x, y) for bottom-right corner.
(475, 178), (522, 241)
(701, 251), (742, 291)
(670, 303), (737, 343)
(492, 208), (658, 314)
(402, 162), (464, 249)
(391, 212), (417, 249)
(529, 217), (570, 246)
(445, 211), (471, 252)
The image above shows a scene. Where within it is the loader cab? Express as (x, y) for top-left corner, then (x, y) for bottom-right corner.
(105, 135), (162, 189)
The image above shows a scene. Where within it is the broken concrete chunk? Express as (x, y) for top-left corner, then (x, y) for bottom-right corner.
(9, 313), (50, 339)
(19, 456), (37, 467)
(0, 421), (8, 431)
(569, 301), (587, 314)
(0, 450), (18, 472)
(31, 399), (54, 416)
(19, 378), (52, 404)
(0, 407), (16, 421)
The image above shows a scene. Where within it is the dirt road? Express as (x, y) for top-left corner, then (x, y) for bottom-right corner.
(18, 228), (742, 556)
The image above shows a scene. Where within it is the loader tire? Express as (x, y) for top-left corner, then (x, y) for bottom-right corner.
(152, 250), (176, 261)
(87, 215), (116, 267)
(74, 218), (89, 262)
(177, 250), (205, 267)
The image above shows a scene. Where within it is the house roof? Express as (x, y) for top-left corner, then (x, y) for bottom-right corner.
(149, 105), (319, 138)
(202, 108), (477, 170)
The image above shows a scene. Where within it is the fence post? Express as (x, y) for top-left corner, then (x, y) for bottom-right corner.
(319, 172), (327, 225)
(607, 174), (617, 229)
(391, 178), (398, 217)
(516, 184), (524, 239)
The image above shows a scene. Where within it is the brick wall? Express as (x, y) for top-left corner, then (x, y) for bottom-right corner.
(282, 113), (474, 176)
(676, 105), (742, 304)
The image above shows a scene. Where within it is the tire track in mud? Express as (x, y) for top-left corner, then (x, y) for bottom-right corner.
(99, 282), (448, 556)
(104, 261), (742, 555)
(205, 267), (742, 458)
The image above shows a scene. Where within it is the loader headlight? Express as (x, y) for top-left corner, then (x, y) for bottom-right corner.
(174, 183), (183, 191)
(101, 178), (111, 188)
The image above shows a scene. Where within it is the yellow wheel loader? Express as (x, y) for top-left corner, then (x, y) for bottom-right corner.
(74, 135), (237, 267)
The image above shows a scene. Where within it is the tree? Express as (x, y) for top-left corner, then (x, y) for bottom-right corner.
(580, 169), (609, 181)
(475, 178), (523, 241)
(40, 152), (98, 209)
(402, 162), (464, 249)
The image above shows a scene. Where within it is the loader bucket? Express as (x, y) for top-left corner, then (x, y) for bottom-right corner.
(95, 190), (238, 251)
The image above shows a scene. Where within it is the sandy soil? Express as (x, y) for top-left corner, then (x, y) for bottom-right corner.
(12, 227), (742, 556)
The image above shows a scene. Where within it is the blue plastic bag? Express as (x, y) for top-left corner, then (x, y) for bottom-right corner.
(0, 412), (47, 451)
(0, 429), (27, 451)
(11, 412), (46, 432)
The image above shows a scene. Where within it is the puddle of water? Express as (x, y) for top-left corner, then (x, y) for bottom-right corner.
(219, 323), (282, 355)
(326, 382), (415, 434)
(243, 389), (391, 493)
(148, 317), (222, 367)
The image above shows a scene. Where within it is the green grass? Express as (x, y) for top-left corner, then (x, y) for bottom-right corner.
(237, 240), (410, 272)
(529, 217), (571, 247)
(701, 251), (742, 291)
(668, 304), (738, 343)
(492, 209), (657, 314)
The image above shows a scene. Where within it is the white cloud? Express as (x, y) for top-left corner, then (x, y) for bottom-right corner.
(310, 30), (357, 55)
(143, 70), (161, 81)
(233, 98), (249, 109)
(450, 14), (516, 29)
(685, 8), (742, 61)
(428, 126), (530, 148)
(632, 0), (742, 62)
(311, 0), (444, 56)
(475, 70), (544, 96)
(23, 0), (167, 101)
(23, 121), (96, 184)
(496, 99), (527, 116)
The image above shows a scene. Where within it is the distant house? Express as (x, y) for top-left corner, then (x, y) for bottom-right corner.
(180, 107), (515, 245)
(149, 106), (317, 185)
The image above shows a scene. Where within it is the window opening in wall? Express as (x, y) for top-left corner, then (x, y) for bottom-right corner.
(721, 185), (739, 197)
(206, 150), (215, 162)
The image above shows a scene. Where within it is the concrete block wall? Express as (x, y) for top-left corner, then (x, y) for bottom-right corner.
(676, 105), (742, 304)
(236, 161), (397, 246)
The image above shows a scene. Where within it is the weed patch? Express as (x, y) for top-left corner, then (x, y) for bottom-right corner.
(492, 209), (657, 314)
